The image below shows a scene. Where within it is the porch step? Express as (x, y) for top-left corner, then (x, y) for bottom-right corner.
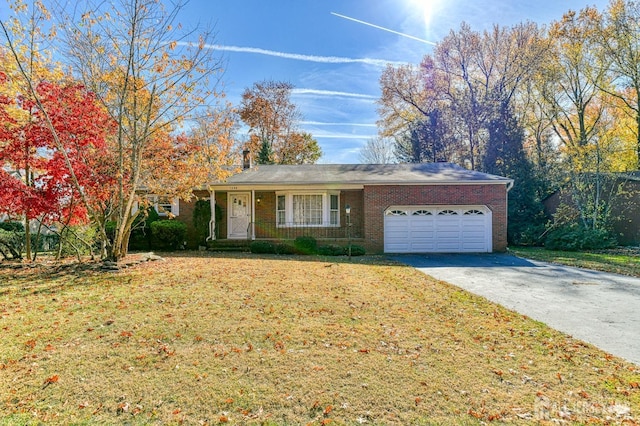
(206, 239), (250, 252)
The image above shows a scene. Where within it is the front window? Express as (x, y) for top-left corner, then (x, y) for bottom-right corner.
(145, 195), (179, 217)
(277, 195), (286, 226)
(293, 194), (323, 225)
(330, 194), (339, 226)
(276, 191), (340, 227)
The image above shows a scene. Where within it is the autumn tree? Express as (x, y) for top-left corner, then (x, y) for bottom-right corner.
(53, 0), (228, 261)
(594, 0), (640, 168)
(378, 22), (549, 242)
(377, 57), (454, 162)
(239, 80), (322, 164)
(187, 104), (240, 180)
(394, 110), (454, 163)
(536, 7), (635, 235)
(0, 76), (115, 259)
(0, 0), (77, 260)
(359, 136), (397, 164)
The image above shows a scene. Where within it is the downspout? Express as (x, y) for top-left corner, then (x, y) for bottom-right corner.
(206, 189), (216, 242)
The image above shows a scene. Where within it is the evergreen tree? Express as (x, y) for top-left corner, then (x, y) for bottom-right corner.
(485, 103), (547, 244)
(256, 138), (275, 165)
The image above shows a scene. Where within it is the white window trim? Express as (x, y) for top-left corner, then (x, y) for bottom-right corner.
(276, 191), (340, 227)
(144, 195), (180, 217)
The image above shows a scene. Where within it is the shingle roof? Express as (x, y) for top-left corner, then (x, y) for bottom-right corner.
(220, 162), (513, 186)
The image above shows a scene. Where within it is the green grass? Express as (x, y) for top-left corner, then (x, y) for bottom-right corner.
(509, 246), (640, 278)
(0, 252), (639, 424)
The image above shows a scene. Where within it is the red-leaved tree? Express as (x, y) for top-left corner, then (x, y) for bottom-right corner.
(0, 75), (115, 258)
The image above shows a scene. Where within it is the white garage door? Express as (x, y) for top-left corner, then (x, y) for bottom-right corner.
(384, 205), (492, 253)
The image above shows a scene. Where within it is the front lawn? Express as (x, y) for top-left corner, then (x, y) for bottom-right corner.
(510, 246), (640, 278)
(1, 253), (638, 424)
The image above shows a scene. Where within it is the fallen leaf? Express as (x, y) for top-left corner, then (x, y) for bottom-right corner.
(41, 374), (59, 390)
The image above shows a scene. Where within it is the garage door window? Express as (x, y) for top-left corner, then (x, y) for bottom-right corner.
(438, 210), (457, 215)
(413, 210), (432, 216)
(464, 209), (484, 215)
(386, 210), (408, 216)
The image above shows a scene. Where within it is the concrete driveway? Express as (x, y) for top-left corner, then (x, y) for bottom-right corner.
(391, 253), (640, 366)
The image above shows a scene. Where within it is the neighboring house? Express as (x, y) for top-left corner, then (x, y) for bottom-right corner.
(543, 172), (640, 246)
(176, 160), (514, 254)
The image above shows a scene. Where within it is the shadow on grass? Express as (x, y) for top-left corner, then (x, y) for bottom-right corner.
(0, 250), (410, 297)
(0, 260), (130, 295)
(157, 250), (400, 266)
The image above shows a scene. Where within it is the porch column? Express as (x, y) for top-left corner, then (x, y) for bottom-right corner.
(206, 189), (216, 241)
(251, 189), (256, 240)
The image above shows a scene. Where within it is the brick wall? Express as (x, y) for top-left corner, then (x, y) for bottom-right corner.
(177, 185), (509, 252)
(253, 190), (365, 240)
(363, 184), (509, 253)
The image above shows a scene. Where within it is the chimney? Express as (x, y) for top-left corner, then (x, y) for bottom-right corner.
(242, 150), (252, 170)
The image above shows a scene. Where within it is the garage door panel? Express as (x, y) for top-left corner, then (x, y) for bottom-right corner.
(384, 205), (491, 253)
(411, 242), (436, 251)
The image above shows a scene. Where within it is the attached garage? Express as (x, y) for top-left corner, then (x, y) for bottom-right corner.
(384, 205), (492, 253)
(205, 162), (512, 253)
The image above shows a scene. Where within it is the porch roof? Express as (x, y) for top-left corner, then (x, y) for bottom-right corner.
(212, 162), (513, 188)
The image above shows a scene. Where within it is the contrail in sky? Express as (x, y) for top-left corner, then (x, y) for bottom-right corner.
(331, 12), (437, 46)
(302, 121), (377, 127)
(188, 43), (406, 67)
(292, 88), (377, 100)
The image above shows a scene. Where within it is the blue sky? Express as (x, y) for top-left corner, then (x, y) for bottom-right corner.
(183, 0), (610, 163)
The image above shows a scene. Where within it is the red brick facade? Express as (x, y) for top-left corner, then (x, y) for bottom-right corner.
(362, 184), (508, 253)
(177, 183), (509, 253)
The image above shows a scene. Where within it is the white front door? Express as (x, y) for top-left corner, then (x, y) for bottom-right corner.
(228, 193), (251, 239)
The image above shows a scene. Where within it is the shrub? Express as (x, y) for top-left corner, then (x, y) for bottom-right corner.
(58, 225), (97, 257)
(104, 221), (116, 241)
(545, 225), (617, 251)
(317, 244), (345, 256)
(193, 199), (212, 246)
(130, 207), (160, 250)
(105, 207), (160, 251)
(0, 222), (25, 232)
(250, 241), (275, 254)
(150, 220), (187, 250)
(294, 236), (317, 255)
(345, 244), (366, 256)
(275, 243), (296, 255)
(510, 223), (547, 247)
(0, 222), (25, 260)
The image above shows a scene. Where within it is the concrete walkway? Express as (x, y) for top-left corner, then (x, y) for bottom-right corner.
(392, 253), (640, 366)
